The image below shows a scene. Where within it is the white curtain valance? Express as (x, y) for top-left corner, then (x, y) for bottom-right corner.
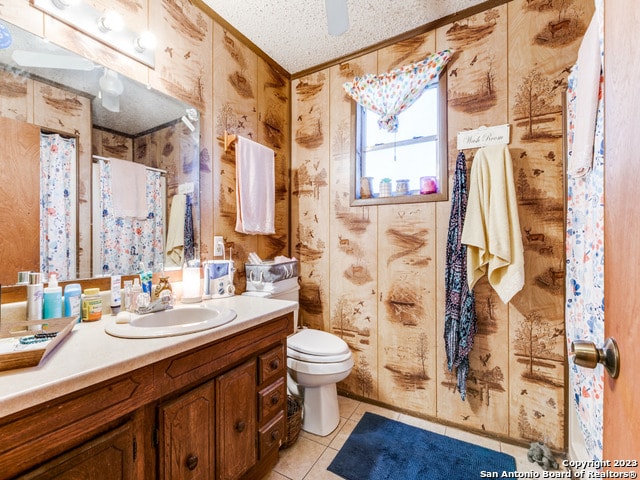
(343, 49), (453, 133)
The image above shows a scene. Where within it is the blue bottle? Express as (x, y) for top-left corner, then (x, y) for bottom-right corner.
(64, 283), (82, 322)
(43, 273), (63, 319)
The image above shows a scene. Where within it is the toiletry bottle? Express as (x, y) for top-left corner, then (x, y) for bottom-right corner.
(131, 278), (142, 312)
(64, 283), (82, 322)
(110, 275), (122, 315)
(123, 280), (133, 312)
(81, 288), (102, 322)
(26, 272), (43, 330)
(43, 273), (63, 319)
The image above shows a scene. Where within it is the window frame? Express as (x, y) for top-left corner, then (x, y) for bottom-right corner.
(349, 72), (449, 206)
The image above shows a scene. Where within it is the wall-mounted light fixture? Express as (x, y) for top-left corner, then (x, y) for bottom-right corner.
(33, 0), (156, 68)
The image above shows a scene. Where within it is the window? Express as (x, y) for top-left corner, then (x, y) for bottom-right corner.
(350, 73), (448, 206)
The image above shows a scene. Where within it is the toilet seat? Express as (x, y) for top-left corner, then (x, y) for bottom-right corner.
(287, 329), (351, 363)
(287, 355), (354, 375)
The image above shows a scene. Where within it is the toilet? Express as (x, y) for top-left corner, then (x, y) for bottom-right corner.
(287, 328), (353, 436)
(242, 282), (353, 436)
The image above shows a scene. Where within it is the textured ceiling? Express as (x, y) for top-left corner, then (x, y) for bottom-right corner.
(202, 0), (489, 74)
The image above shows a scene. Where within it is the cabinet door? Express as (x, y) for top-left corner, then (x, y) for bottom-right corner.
(158, 382), (215, 480)
(19, 422), (135, 479)
(216, 360), (257, 480)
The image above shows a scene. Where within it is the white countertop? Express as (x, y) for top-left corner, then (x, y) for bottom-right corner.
(0, 295), (297, 418)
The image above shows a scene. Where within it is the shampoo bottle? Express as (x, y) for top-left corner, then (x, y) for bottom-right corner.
(43, 273), (63, 319)
(26, 272), (43, 330)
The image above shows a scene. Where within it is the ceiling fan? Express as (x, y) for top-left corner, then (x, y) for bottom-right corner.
(11, 50), (96, 71)
(325, 0), (349, 36)
(11, 50), (124, 112)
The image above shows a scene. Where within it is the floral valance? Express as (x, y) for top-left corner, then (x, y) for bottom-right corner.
(343, 49), (453, 133)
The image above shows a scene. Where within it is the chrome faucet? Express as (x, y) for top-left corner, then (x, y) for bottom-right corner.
(135, 291), (174, 314)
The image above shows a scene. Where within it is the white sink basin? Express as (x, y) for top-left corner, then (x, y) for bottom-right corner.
(105, 305), (237, 338)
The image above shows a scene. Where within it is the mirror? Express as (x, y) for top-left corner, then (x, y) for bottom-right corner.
(0, 20), (200, 285)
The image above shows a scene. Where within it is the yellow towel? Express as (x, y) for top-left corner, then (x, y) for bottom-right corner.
(461, 144), (524, 303)
(165, 193), (186, 267)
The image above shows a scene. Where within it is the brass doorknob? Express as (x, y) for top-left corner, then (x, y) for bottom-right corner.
(570, 337), (620, 379)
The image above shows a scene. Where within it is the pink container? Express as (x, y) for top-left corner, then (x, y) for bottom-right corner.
(420, 176), (438, 194)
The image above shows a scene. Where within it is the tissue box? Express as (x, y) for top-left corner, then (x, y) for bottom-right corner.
(245, 259), (298, 285)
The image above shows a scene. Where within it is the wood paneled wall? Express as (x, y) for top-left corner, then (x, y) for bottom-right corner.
(291, 0), (593, 449)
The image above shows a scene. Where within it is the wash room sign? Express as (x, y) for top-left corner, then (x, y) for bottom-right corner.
(456, 124), (511, 150)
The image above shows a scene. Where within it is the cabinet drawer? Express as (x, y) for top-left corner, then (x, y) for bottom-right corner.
(258, 345), (285, 384)
(258, 377), (286, 422)
(258, 411), (285, 458)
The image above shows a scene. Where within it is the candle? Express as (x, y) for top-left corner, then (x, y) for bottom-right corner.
(420, 176), (438, 194)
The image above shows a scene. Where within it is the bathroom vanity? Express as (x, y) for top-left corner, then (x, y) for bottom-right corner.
(0, 296), (295, 480)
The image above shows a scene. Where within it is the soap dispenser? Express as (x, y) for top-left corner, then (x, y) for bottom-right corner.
(43, 273), (63, 319)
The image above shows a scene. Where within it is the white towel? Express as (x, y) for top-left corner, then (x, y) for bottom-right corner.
(235, 136), (275, 234)
(567, 14), (601, 177)
(165, 193), (186, 267)
(461, 145), (524, 304)
(109, 158), (148, 219)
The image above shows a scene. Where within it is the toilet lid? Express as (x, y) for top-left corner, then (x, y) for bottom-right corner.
(287, 329), (350, 361)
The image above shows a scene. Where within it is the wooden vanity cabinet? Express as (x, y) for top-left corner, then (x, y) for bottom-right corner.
(2, 312), (293, 480)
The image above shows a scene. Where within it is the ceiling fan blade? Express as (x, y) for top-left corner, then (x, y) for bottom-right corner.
(11, 50), (95, 70)
(325, 0), (349, 36)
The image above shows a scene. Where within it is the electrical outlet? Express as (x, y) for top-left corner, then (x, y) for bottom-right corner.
(214, 236), (224, 256)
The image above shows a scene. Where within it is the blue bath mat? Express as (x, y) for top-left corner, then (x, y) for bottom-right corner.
(328, 412), (517, 480)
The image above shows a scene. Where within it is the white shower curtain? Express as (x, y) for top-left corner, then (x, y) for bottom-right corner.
(96, 159), (164, 276)
(40, 132), (76, 279)
(565, 0), (604, 462)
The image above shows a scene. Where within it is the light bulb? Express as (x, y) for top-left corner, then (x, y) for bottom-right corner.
(134, 31), (157, 52)
(98, 10), (124, 33)
(51, 0), (81, 9)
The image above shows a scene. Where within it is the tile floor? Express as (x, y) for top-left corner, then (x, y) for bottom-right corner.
(266, 395), (566, 480)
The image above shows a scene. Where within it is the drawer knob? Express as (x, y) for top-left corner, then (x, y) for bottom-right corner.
(235, 420), (246, 432)
(270, 359), (280, 370)
(271, 429), (281, 441)
(186, 454), (198, 471)
(271, 393), (280, 405)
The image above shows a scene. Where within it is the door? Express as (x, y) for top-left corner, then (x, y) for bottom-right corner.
(158, 381), (215, 480)
(603, 1), (640, 462)
(0, 117), (40, 284)
(216, 360), (257, 480)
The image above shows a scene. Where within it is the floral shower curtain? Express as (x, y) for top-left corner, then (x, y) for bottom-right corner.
(342, 49), (453, 133)
(97, 160), (164, 276)
(565, 0), (604, 462)
(40, 133), (76, 279)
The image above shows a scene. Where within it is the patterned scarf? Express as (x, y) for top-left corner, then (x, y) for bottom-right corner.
(184, 194), (195, 262)
(444, 151), (477, 400)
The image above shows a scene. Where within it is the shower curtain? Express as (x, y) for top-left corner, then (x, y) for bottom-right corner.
(565, 0), (604, 462)
(96, 159), (164, 276)
(40, 132), (76, 279)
